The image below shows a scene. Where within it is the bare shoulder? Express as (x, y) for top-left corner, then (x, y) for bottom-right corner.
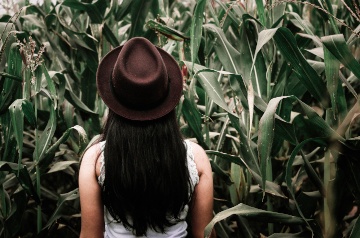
(80, 143), (103, 177)
(188, 140), (211, 175)
(81, 143), (102, 165)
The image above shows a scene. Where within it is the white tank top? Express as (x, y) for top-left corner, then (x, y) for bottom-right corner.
(97, 140), (199, 238)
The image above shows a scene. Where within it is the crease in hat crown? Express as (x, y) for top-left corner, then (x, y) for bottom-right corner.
(96, 37), (183, 121)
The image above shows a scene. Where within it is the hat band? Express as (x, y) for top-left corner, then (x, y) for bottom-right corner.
(109, 75), (170, 111)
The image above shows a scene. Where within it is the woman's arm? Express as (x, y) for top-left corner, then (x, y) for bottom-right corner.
(79, 144), (104, 238)
(190, 142), (216, 238)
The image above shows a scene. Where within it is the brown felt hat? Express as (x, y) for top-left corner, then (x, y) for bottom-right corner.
(96, 37), (183, 121)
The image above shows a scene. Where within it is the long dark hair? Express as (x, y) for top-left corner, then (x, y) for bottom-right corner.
(100, 109), (191, 236)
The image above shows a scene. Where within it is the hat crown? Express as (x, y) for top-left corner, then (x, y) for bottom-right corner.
(111, 38), (169, 109)
(96, 37), (183, 121)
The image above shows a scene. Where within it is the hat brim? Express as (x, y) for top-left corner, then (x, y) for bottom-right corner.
(96, 45), (183, 121)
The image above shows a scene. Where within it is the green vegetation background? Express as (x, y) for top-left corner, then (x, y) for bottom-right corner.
(1, 0), (360, 237)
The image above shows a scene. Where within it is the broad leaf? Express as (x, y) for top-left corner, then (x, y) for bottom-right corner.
(0, 162), (40, 203)
(129, 0), (153, 38)
(323, 41), (341, 119)
(146, 20), (189, 41)
(37, 105), (56, 161)
(350, 217), (360, 238)
(322, 34), (360, 80)
(190, 0), (207, 68)
(258, 96), (291, 195)
(184, 61), (236, 115)
(204, 24), (242, 75)
(9, 99), (25, 168)
(61, 0), (103, 23)
(45, 188), (79, 229)
(204, 203), (306, 238)
(64, 90), (97, 115)
(47, 161), (78, 174)
(273, 28), (330, 108)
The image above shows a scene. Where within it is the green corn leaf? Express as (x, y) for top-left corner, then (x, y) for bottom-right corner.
(8, 99), (25, 168)
(229, 74), (297, 144)
(324, 0), (339, 34)
(44, 188), (79, 229)
(182, 95), (207, 149)
(285, 138), (327, 232)
(3, 190), (27, 236)
(248, 26), (274, 104)
(347, 24), (360, 46)
(80, 67), (97, 110)
(207, 149), (258, 176)
(93, 0), (108, 16)
(0, 72), (21, 82)
(183, 62), (234, 115)
(0, 43), (22, 113)
(190, 0), (207, 68)
(273, 28), (330, 108)
(0, 162), (40, 204)
(57, 22), (97, 52)
(207, 150), (285, 198)
(45, 125), (87, 160)
(42, 66), (58, 109)
(37, 105), (56, 161)
(20, 14), (46, 29)
(129, 0), (153, 38)
(0, 185), (11, 218)
(42, 31), (71, 64)
(182, 62), (204, 147)
(288, 12), (318, 42)
(215, 0), (241, 26)
(114, 0), (132, 20)
(229, 164), (246, 205)
(228, 73), (249, 110)
(252, 28), (277, 75)
(306, 47), (324, 59)
(20, 99), (36, 127)
(47, 71), (66, 105)
(239, 18), (267, 136)
(297, 99), (342, 140)
(258, 96), (291, 196)
(322, 34), (360, 80)
(350, 217), (360, 238)
(61, 0), (103, 23)
(240, 16), (267, 98)
(260, 95), (343, 194)
(204, 24), (241, 75)
(103, 23), (120, 47)
(47, 161), (78, 174)
(1, 117), (17, 164)
(209, 160), (233, 185)
(64, 90), (97, 115)
(206, 1), (220, 26)
(227, 114), (261, 173)
(146, 20), (189, 41)
(268, 231), (314, 237)
(24, 4), (46, 17)
(0, 22), (16, 62)
(255, 0), (265, 26)
(323, 41), (341, 119)
(204, 203), (306, 238)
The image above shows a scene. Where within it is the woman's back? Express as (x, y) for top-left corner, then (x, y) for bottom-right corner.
(97, 140), (199, 237)
(79, 37), (215, 238)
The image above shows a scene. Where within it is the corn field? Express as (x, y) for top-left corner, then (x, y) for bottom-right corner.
(1, 0), (360, 237)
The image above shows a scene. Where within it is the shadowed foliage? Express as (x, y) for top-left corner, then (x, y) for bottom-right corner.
(0, 0), (360, 237)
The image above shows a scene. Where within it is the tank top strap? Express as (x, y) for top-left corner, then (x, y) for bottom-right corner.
(184, 140), (199, 190)
(98, 141), (106, 186)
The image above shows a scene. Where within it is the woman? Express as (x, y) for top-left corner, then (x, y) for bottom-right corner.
(79, 37), (215, 237)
